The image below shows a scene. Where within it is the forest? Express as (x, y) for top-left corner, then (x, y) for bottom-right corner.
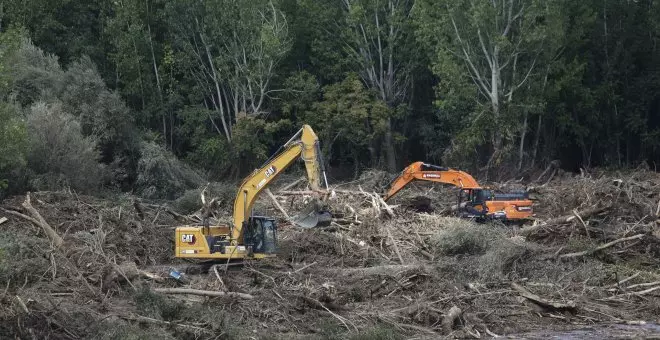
(2, 1), (660, 339)
(1, 0), (659, 200)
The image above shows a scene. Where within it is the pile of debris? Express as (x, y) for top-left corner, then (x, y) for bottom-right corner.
(0, 168), (659, 339)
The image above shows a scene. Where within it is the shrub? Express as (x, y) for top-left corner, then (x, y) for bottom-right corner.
(60, 57), (140, 187)
(6, 36), (140, 189)
(173, 181), (237, 214)
(0, 102), (27, 195)
(90, 320), (176, 340)
(136, 141), (205, 199)
(429, 221), (498, 256)
(0, 232), (50, 287)
(7, 36), (64, 106)
(26, 101), (107, 193)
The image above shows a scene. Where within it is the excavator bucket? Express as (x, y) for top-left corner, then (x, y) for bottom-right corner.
(291, 200), (332, 228)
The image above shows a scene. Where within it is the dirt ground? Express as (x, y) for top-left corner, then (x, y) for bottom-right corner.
(1, 167), (660, 339)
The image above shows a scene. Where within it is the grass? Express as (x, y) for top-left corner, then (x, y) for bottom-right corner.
(427, 220), (539, 280)
(315, 319), (403, 340)
(429, 221), (500, 256)
(0, 232), (50, 287)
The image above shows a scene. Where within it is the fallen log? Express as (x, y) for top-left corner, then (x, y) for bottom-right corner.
(535, 160), (560, 184)
(511, 282), (577, 312)
(21, 192), (64, 248)
(520, 205), (610, 236)
(277, 190), (318, 196)
(387, 227), (404, 264)
(606, 285), (660, 299)
(119, 313), (214, 334)
(153, 287), (253, 300)
(327, 264), (428, 278)
(265, 188), (290, 219)
(559, 234), (645, 259)
(279, 177), (305, 192)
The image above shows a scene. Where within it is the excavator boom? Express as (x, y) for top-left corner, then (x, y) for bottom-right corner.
(383, 162), (480, 201)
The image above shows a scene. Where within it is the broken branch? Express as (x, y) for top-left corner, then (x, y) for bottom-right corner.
(511, 282), (577, 312)
(153, 288), (254, 300)
(559, 234), (644, 259)
(21, 193), (64, 248)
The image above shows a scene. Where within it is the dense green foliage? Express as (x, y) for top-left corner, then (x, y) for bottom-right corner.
(1, 0), (659, 197)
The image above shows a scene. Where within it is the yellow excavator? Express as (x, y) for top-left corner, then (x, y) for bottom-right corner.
(175, 125), (331, 260)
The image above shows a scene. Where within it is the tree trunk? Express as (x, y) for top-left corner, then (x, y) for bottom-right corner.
(517, 109), (528, 171)
(196, 18), (231, 142)
(131, 38), (145, 110)
(490, 46), (502, 166)
(384, 118), (396, 172)
(531, 114), (542, 169)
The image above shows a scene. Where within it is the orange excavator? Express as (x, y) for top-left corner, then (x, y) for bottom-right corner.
(383, 162), (533, 222)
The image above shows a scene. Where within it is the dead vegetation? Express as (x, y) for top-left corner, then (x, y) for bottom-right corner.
(1, 168), (660, 339)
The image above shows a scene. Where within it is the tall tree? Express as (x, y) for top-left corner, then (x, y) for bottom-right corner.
(340, 0), (416, 172)
(168, 0), (291, 143)
(415, 0), (560, 172)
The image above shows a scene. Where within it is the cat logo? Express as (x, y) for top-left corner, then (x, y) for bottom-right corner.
(265, 165), (277, 178)
(422, 174), (441, 178)
(181, 234), (196, 244)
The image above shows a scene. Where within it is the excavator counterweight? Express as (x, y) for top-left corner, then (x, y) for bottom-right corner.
(175, 125), (331, 260)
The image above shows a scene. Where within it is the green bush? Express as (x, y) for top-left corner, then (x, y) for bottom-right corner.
(173, 181), (237, 214)
(0, 102), (27, 195)
(317, 320), (402, 340)
(90, 321), (176, 340)
(7, 37), (140, 189)
(136, 141), (205, 199)
(6, 36), (64, 106)
(429, 221), (498, 256)
(26, 101), (107, 193)
(0, 232), (50, 287)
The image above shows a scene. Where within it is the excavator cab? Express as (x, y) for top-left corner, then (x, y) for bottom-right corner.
(243, 216), (277, 255)
(458, 188), (489, 218)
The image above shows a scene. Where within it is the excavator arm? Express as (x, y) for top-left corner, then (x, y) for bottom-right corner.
(382, 161), (479, 201)
(230, 124), (327, 244)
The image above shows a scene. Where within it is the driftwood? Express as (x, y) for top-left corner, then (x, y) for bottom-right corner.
(279, 177), (305, 192)
(442, 305), (462, 333)
(520, 205), (610, 236)
(511, 282), (577, 312)
(535, 159), (561, 184)
(153, 287), (254, 300)
(607, 285), (660, 299)
(559, 234), (645, 259)
(21, 192), (64, 248)
(387, 228), (404, 264)
(328, 264), (428, 278)
(278, 190), (317, 196)
(119, 314), (214, 334)
(296, 294), (355, 331)
(144, 203), (199, 223)
(132, 198), (145, 221)
(265, 188), (289, 219)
